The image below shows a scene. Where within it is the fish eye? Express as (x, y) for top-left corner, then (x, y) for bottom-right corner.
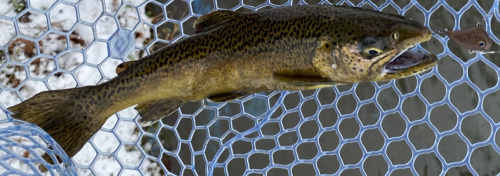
(361, 37), (383, 56)
(368, 49), (380, 55)
(478, 41), (485, 48)
(369, 50), (379, 55)
(364, 47), (382, 56)
(391, 32), (399, 41)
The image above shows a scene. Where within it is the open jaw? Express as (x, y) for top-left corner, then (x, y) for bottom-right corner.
(383, 49), (437, 73)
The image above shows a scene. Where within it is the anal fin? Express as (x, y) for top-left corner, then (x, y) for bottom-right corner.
(135, 99), (185, 126)
(207, 91), (247, 103)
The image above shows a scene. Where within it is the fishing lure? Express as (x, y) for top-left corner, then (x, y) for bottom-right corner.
(436, 15), (498, 54)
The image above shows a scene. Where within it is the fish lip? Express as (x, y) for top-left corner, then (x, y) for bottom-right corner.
(383, 49), (437, 74)
(374, 19), (434, 75)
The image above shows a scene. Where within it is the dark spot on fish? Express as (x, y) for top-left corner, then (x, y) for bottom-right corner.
(117, 87), (123, 94)
(108, 90), (115, 99)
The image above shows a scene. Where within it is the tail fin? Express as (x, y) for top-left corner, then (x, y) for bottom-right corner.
(7, 87), (106, 161)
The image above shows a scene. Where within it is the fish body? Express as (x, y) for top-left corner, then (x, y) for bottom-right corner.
(8, 5), (438, 160)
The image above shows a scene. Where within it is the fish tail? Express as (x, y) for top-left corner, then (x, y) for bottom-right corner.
(8, 86), (107, 160)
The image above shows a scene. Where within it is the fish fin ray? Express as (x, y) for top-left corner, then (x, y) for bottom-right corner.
(194, 10), (240, 33)
(135, 99), (185, 126)
(207, 91), (247, 103)
(8, 87), (104, 163)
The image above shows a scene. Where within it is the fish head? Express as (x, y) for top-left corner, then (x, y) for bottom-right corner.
(329, 9), (438, 83)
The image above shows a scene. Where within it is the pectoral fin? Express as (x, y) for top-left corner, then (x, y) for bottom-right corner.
(135, 99), (185, 126)
(207, 91), (247, 103)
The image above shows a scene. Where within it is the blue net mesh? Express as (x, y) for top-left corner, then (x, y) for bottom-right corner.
(0, 118), (76, 176)
(1, 0), (500, 175)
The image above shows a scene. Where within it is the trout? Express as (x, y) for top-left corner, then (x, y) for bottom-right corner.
(8, 5), (438, 160)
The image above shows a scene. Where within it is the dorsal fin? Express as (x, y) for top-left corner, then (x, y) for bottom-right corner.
(193, 10), (240, 34)
(115, 60), (138, 74)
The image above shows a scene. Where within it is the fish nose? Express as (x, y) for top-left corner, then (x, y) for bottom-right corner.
(396, 27), (432, 45)
(410, 28), (431, 40)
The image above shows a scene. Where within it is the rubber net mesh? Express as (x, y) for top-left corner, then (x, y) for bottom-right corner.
(1, 0), (500, 175)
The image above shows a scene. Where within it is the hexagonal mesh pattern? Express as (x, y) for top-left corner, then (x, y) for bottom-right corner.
(1, 0), (500, 175)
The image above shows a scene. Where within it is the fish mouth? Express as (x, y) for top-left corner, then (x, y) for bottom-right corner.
(383, 48), (437, 73)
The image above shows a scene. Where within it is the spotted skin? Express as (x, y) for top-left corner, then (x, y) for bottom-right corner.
(8, 5), (437, 161)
